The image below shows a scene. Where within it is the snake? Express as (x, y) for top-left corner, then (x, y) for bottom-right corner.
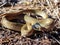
(1, 9), (54, 36)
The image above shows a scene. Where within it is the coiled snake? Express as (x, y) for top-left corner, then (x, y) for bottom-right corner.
(1, 9), (53, 36)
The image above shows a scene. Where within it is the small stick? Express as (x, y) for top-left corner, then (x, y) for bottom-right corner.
(0, 2), (7, 7)
(50, 35), (60, 44)
(47, 33), (60, 44)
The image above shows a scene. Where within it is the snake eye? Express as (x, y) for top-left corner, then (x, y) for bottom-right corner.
(32, 23), (41, 31)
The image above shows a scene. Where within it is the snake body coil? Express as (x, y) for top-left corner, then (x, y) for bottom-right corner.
(1, 9), (54, 36)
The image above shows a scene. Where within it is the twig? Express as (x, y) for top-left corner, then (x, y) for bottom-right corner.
(0, 2), (7, 7)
